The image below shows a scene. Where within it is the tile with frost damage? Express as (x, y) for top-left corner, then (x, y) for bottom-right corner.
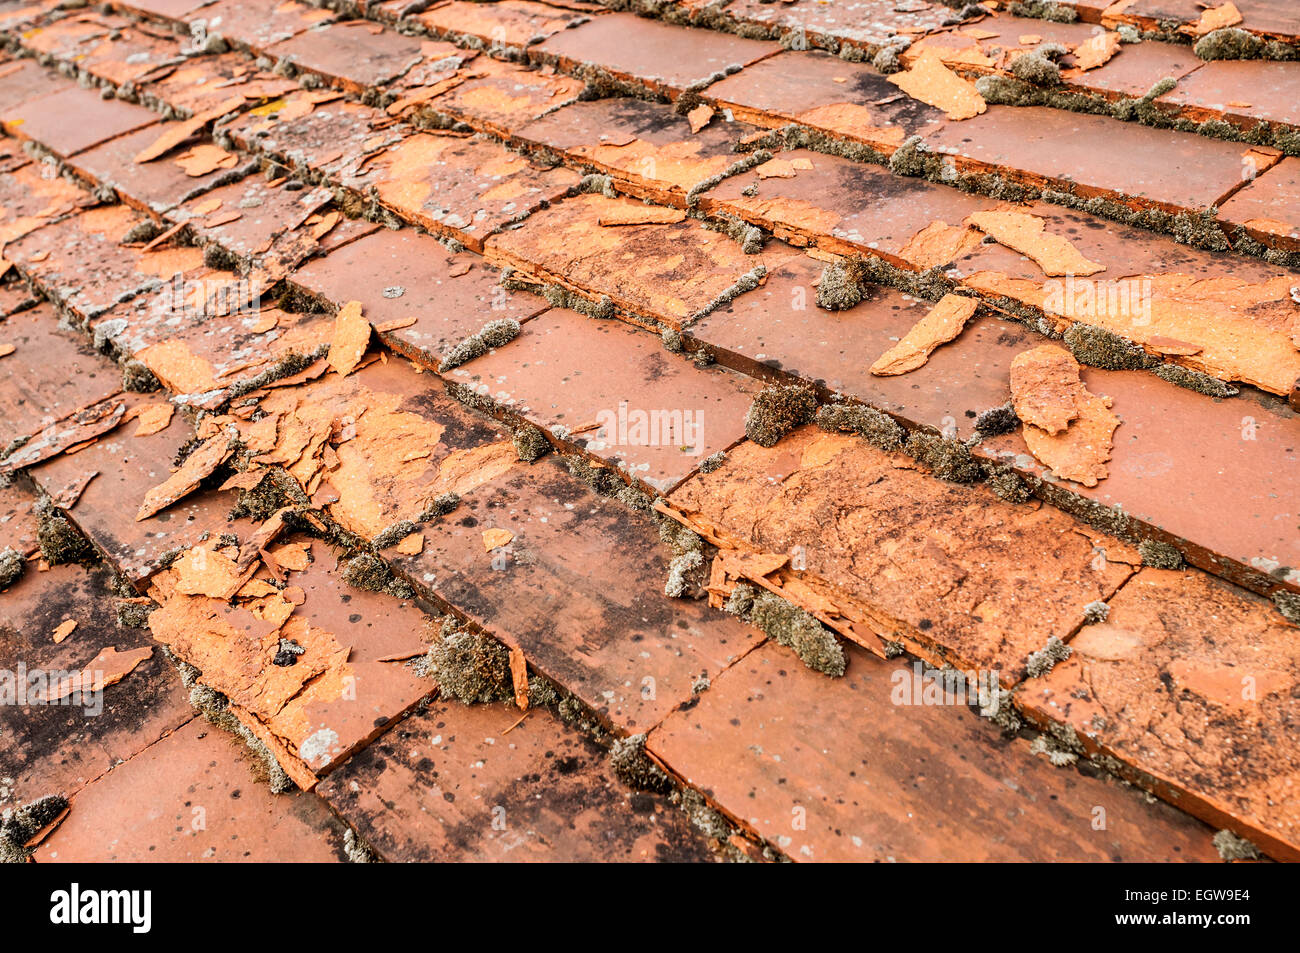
(980, 366), (1300, 595)
(287, 227), (546, 369)
(1019, 567), (1300, 861)
(386, 455), (766, 733)
(515, 97), (760, 204)
(668, 425), (1135, 681)
(485, 191), (791, 328)
(704, 49), (946, 154)
(416, 0), (599, 48)
(340, 131), (581, 252)
(264, 19), (425, 93)
(692, 250), (1029, 440)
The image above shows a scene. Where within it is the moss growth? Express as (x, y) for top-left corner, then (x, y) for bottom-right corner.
(225, 345), (328, 401)
(0, 794), (68, 863)
(1008, 0), (1077, 21)
(610, 733), (674, 793)
(815, 401), (905, 452)
(418, 492), (460, 522)
(0, 547), (24, 590)
(1063, 323), (1154, 370)
(1138, 538), (1184, 569)
(693, 265), (766, 322)
(1025, 635), (1072, 677)
(427, 621), (514, 704)
(727, 582), (846, 676)
(1273, 590), (1300, 626)
(512, 422), (550, 462)
(1009, 50), (1061, 86)
(341, 553), (415, 599)
(1029, 734), (1078, 766)
(906, 431), (982, 483)
(744, 383), (817, 447)
(1152, 363), (1238, 398)
(371, 519), (418, 551)
(699, 450), (727, 473)
(986, 463), (1033, 503)
(37, 507), (94, 565)
(438, 318), (521, 372)
(1195, 28), (1264, 61)
(1212, 829), (1261, 861)
(563, 454), (654, 511)
(121, 358), (160, 392)
(343, 827), (378, 863)
(661, 327), (684, 352)
(1083, 600), (1110, 624)
(974, 402), (1020, 438)
(664, 550), (704, 599)
(115, 598), (155, 628)
(815, 258), (866, 310)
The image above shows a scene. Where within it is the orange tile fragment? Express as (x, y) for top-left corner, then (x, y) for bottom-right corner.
(0, 343), (13, 358)
(687, 103), (714, 133)
(52, 619), (77, 643)
(870, 293), (979, 376)
(755, 158), (797, 179)
(888, 50), (986, 121)
(174, 545), (255, 599)
(1011, 345), (1118, 486)
(175, 143), (239, 177)
(897, 220), (984, 269)
(482, 528), (514, 552)
(136, 432), (234, 521)
(129, 402), (174, 437)
(327, 300), (370, 377)
(47, 646), (153, 702)
(134, 96), (246, 163)
(966, 210), (1105, 277)
(1186, 1), (1242, 36)
(1070, 31), (1122, 71)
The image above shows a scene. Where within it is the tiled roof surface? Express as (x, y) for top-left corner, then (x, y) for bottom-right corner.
(0, 0), (1297, 864)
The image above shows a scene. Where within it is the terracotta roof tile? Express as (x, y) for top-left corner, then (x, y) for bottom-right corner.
(667, 424), (1135, 680)
(33, 718), (351, 861)
(447, 305), (759, 491)
(486, 191), (791, 327)
(264, 19), (425, 93)
(0, 304), (123, 446)
(387, 457), (765, 733)
(0, 558), (193, 806)
(703, 49), (947, 155)
(288, 227), (547, 369)
(320, 700), (717, 862)
(534, 12), (780, 99)
(1020, 567), (1300, 860)
(415, 0), (600, 49)
(1219, 155), (1300, 252)
(189, 0), (336, 51)
(339, 131), (581, 251)
(0, 83), (159, 157)
(650, 639), (1221, 861)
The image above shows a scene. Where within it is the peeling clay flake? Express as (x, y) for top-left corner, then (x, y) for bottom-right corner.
(1187, 1), (1242, 36)
(482, 528), (514, 552)
(1070, 31), (1122, 71)
(871, 294), (979, 377)
(687, 103), (714, 134)
(328, 300), (370, 376)
(130, 402), (174, 437)
(966, 210), (1105, 277)
(1011, 345), (1118, 487)
(597, 205), (687, 227)
(52, 619), (77, 643)
(888, 50), (986, 121)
